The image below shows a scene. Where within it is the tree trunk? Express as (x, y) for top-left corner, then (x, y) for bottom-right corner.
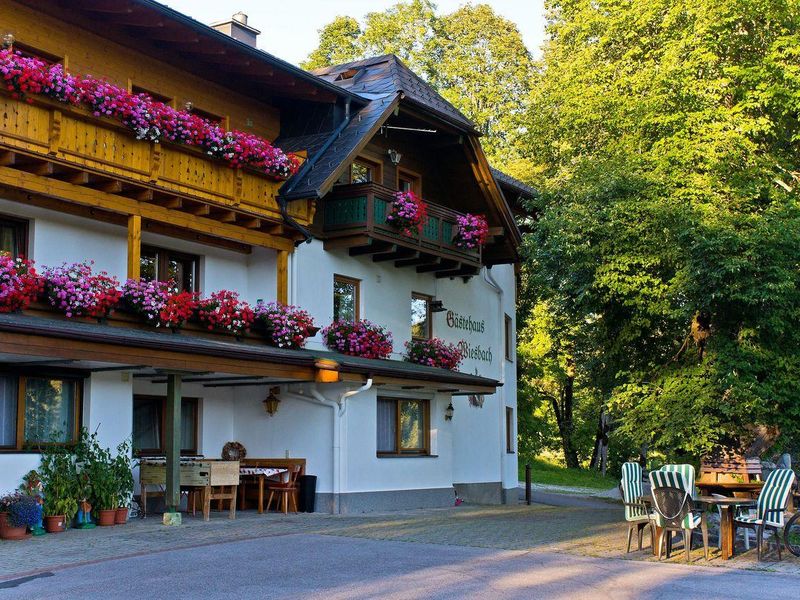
(555, 368), (579, 469)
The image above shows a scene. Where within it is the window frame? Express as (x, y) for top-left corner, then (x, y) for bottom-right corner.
(506, 406), (515, 454)
(0, 373), (83, 452)
(349, 156), (382, 185)
(140, 245), (201, 293)
(411, 292), (433, 340)
(11, 42), (63, 66)
(397, 168), (422, 196)
(504, 314), (514, 361)
(132, 395), (199, 457)
(130, 84), (174, 107)
(376, 397), (431, 457)
(0, 214), (29, 259)
(333, 274), (361, 322)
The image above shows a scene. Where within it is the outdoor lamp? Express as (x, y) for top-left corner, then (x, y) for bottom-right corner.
(2, 33), (14, 49)
(262, 387), (281, 416)
(184, 100), (194, 112)
(387, 148), (402, 166)
(445, 402), (454, 421)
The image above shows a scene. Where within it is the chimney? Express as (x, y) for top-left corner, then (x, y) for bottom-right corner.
(211, 12), (261, 48)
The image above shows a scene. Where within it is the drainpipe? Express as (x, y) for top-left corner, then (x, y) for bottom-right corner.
(483, 266), (508, 501)
(278, 99), (353, 246)
(283, 377), (372, 513)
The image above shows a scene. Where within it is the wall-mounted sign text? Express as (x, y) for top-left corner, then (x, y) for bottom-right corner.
(446, 311), (485, 334)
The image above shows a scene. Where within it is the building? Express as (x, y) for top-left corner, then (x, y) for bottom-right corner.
(0, 0), (532, 513)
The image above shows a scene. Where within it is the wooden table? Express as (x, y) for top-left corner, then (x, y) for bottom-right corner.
(696, 496), (757, 560)
(696, 481), (763, 496)
(238, 467), (287, 514)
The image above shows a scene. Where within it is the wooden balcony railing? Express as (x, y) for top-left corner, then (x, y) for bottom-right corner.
(321, 182), (481, 277)
(0, 91), (312, 245)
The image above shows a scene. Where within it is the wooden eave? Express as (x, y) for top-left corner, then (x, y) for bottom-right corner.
(15, 0), (366, 106)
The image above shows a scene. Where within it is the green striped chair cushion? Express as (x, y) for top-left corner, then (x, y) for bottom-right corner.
(620, 462), (648, 521)
(735, 468), (796, 528)
(649, 469), (696, 529)
(660, 464), (697, 499)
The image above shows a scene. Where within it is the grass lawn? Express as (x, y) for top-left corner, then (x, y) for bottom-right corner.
(518, 457), (617, 490)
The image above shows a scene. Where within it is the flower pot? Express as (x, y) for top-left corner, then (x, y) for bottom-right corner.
(0, 511), (8, 533)
(97, 509), (117, 526)
(0, 520), (30, 540)
(44, 515), (66, 533)
(114, 507), (128, 525)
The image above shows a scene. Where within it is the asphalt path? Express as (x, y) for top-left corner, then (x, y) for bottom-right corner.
(0, 533), (796, 599)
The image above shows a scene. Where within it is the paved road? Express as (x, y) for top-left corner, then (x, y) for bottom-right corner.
(0, 533), (796, 600)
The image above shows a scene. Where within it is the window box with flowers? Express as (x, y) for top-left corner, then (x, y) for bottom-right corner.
(0, 253), (43, 313)
(121, 278), (198, 330)
(322, 319), (393, 359)
(387, 191), (428, 237)
(43, 262), (121, 319)
(194, 290), (255, 336)
(404, 338), (464, 371)
(254, 301), (318, 349)
(453, 213), (489, 250)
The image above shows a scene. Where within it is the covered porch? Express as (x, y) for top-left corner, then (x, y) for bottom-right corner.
(0, 312), (499, 520)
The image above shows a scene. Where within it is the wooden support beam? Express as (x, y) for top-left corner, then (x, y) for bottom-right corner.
(242, 218), (261, 229)
(64, 171), (90, 185)
(31, 162), (54, 176)
(349, 242), (393, 256)
(0, 151), (16, 166)
(163, 197), (183, 209)
(395, 254), (439, 268)
(417, 260), (458, 273)
(373, 248), (416, 263)
(134, 189), (154, 202)
(0, 167), (294, 251)
(219, 211), (237, 223)
(266, 224), (284, 235)
(127, 215), (142, 280)
(191, 204), (211, 217)
(165, 373), (182, 514)
(435, 266), (479, 279)
(277, 250), (289, 305)
(97, 180), (123, 193)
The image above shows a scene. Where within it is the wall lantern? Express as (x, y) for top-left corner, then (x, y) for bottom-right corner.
(445, 402), (454, 421)
(387, 148), (402, 166)
(262, 387), (281, 416)
(184, 100), (194, 112)
(2, 33), (14, 49)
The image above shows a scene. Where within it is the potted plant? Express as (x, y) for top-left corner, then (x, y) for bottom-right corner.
(194, 290), (254, 336)
(453, 213), (489, 249)
(81, 434), (117, 526)
(404, 338), (464, 371)
(387, 191), (427, 237)
(321, 319), (394, 359)
(39, 447), (79, 533)
(0, 493), (39, 540)
(113, 439), (134, 524)
(18, 470), (45, 536)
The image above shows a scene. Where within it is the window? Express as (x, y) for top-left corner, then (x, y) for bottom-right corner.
(397, 169), (421, 196)
(506, 407), (515, 453)
(132, 395), (198, 456)
(333, 275), (360, 322)
(140, 246), (199, 293)
(190, 107), (225, 126)
(350, 160), (374, 184)
(0, 374), (82, 450)
(12, 42), (62, 65)
(505, 314), (514, 361)
(131, 85), (172, 106)
(411, 293), (432, 340)
(377, 397), (430, 456)
(0, 215), (28, 258)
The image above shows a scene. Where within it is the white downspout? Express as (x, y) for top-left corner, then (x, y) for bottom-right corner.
(284, 378), (372, 513)
(483, 266), (507, 501)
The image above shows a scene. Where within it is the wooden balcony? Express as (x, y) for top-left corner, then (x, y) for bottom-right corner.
(0, 91), (311, 251)
(320, 183), (481, 278)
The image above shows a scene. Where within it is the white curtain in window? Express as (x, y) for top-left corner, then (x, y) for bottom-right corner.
(133, 398), (160, 452)
(24, 378), (74, 444)
(376, 398), (396, 452)
(0, 376), (16, 447)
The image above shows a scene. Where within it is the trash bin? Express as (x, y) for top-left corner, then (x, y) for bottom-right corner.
(298, 475), (317, 512)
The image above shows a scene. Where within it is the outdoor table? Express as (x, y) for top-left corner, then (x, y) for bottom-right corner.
(238, 467), (288, 514)
(696, 481), (763, 497)
(696, 496), (756, 560)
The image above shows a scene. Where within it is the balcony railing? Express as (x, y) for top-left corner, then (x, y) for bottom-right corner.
(0, 91), (312, 234)
(321, 183), (481, 277)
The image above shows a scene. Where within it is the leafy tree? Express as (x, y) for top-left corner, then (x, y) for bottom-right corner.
(300, 2), (534, 167)
(522, 0), (800, 461)
(302, 16), (363, 71)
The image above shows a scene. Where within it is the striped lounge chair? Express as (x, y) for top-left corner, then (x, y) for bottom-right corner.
(620, 461), (653, 552)
(734, 468), (796, 561)
(660, 464), (697, 498)
(649, 469), (709, 561)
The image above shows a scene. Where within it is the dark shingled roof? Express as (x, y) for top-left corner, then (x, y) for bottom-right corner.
(490, 168), (538, 200)
(313, 55), (479, 134)
(0, 313), (500, 389)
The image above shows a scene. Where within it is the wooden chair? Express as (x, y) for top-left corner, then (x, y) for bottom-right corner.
(266, 465), (301, 514)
